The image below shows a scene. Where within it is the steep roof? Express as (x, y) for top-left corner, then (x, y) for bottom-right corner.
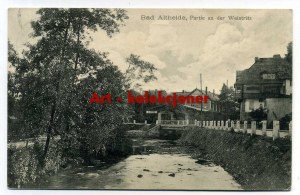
(168, 88), (220, 101)
(186, 88), (219, 101)
(235, 54), (292, 85)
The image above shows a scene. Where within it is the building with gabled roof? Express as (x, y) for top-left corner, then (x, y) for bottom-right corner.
(234, 54), (292, 123)
(151, 87), (223, 123)
(182, 88), (220, 112)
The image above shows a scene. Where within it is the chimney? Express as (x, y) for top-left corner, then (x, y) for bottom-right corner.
(182, 90), (184, 94)
(213, 89), (215, 96)
(205, 86), (207, 94)
(255, 57), (259, 62)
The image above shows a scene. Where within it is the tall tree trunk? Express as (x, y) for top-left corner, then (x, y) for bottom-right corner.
(64, 25), (81, 135)
(42, 17), (71, 165)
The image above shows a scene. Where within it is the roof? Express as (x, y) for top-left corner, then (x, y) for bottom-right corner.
(235, 54), (292, 85)
(187, 88), (219, 101)
(182, 88), (219, 101)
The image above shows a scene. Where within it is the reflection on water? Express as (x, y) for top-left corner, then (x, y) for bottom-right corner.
(29, 139), (242, 190)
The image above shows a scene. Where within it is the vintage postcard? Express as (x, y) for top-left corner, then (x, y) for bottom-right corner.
(8, 9), (292, 190)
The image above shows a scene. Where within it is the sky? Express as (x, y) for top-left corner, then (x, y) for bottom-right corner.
(8, 9), (292, 94)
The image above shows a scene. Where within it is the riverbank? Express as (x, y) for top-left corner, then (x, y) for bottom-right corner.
(22, 139), (241, 190)
(179, 127), (291, 190)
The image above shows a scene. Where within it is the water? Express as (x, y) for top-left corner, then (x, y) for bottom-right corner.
(30, 139), (241, 190)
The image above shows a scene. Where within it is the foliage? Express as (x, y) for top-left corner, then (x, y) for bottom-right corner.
(249, 107), (267, 122)
(128, 90), (166, 123)
(8, 8), (130, 163)
(279, 113), (292, 130)
(8, 141), (63, 188)
(285, 42), (292, 65)
(125, 54), (157, 90)
(219, 83), (240, 120)
(8, 8), (158, 170)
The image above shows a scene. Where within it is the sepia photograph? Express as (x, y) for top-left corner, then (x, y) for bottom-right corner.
(7, 8), (292, 190)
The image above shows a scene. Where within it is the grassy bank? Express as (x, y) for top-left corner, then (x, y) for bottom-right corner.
(179, 128), (291, 190)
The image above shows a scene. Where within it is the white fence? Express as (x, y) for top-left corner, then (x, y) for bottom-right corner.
(196, 120), (292, 140)
(126, 119), (292, 141)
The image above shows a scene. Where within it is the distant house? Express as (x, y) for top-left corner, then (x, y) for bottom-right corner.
(182, 88), (221, 113)
(146, 87), (222, 123)
(234, 54), (292, 123)
(161, 88), (222, 122)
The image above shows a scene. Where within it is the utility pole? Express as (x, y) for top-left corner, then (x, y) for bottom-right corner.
(200, 74), (203, 127)
(226, 80), (229, 121)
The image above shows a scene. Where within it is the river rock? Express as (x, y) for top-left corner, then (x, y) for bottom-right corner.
(195, 159), (212, 165)
(137, 174), (143, 178)
(168, 173), (175, 177)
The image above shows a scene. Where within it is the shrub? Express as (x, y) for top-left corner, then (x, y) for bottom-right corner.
(7, 141), (63, 188)
(279, 113), (292, 130)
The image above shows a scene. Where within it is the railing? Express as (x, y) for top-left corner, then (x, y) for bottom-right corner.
(125, 119), (292, 141)
(199, 120), (292, 141)
(158, 120), (190, 126)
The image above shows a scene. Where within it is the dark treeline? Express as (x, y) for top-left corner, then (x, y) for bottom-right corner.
(8, 8), (157, 187)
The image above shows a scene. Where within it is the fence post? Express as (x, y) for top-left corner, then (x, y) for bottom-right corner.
(273, 121), (280, 140)
(243, 121), (247, 134)
(156, 120), (158, 125)
(236, 121), (240, 132)
(225, 121), (229, 131)
(145, 120), (147, 124)
(213, 121), (216, 129)
(231, 121), (234, 131)
(202, 121), (205, 127)
(217, 121), (220, 130)
(262, 120), (267, 136)
(251, 121), (256, 135)
(289, 121), (292, 139)
(221, 121), (224, 130)
(194, 119), (197, 126)
(133, 120), (136, 124)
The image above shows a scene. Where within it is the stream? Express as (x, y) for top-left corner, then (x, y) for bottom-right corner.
(28, 138), (242, 190)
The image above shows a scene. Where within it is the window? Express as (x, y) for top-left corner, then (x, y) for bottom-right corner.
(262, 74), (275, 79)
